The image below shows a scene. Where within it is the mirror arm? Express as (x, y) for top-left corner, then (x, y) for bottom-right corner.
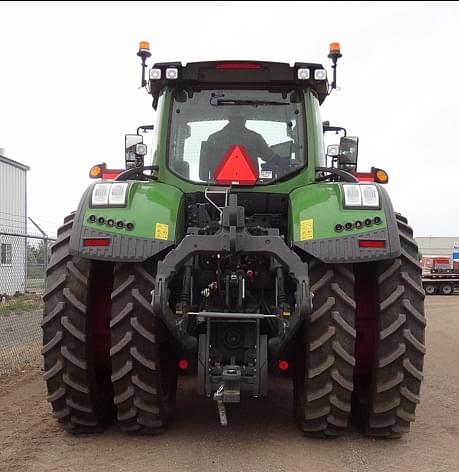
(137, 125), (154, 134)
(323, 125), (347, 136)
(316, 166), (359, 183)
(115, 165), (157, 182)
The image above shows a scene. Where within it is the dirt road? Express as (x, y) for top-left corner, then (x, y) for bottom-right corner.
(1, 296), (458, 472)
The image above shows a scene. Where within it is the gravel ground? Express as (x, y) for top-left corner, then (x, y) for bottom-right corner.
(0, 296), (458, 472)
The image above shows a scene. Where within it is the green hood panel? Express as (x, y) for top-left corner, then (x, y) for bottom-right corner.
(289, 183), (387, 243)
(82, 181), (183, 242)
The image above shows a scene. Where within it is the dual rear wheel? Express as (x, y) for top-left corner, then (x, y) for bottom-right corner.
(294, 214), (426, 438)
(42, 214), (176, 433)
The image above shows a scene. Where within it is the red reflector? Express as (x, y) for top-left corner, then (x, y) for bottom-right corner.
(352, 172), (374, 183)
(83, 238), (111, 247)
(216, 62), (261, 69)
(214, 145), (259, 185)
(102, 170), (122, 180)
(359, 240), (386, 249)
(178, 359), (189, 370)
(278, 360), (289, 371)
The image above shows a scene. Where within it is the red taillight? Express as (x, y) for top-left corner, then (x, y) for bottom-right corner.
(352, 168), (389, 184)
(83, 238), (111, 247)
(178, 359), (189, 370)
(89, 163), (123, 180)
(359, 240), (386, 249)
(216, 62), (261, 69)
(214, 145), (259, 186)
(278, 360), (289, 371)
(102, 170), (122, 180)
(352, 172), (374, 183)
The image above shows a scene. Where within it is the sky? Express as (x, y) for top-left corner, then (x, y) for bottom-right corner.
(0, 1), (458, 237)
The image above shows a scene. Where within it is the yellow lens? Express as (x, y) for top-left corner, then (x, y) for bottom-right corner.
(89, 165), (102, 178)
(375, 169), (388, 183)
(139, 41), (150, 50)
(330, 42), (341, 53)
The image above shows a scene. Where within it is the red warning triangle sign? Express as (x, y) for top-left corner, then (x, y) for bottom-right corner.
(214, 145), (259, 185)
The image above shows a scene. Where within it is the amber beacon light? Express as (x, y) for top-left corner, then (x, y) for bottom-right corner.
(327, 41), (342, 91)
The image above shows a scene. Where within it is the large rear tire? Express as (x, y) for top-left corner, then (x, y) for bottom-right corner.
(110, 261), (178, 434)
(361, 214), (426, 438)
(293, 260), (356, 437)
(42, 214), (114, 432)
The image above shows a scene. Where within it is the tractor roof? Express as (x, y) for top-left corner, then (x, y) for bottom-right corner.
(148, 61), (329, 107)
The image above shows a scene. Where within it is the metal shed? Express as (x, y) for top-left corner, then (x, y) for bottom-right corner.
(0, 152), (29, 296)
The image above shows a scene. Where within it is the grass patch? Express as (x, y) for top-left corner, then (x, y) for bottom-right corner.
(0, 294), (43, 317)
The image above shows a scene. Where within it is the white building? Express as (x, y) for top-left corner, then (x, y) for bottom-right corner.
(415, 237), (459, 258)
(0, 151), (29, 296)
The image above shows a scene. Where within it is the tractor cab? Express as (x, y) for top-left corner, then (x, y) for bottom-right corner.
(131, 49), (335, 189)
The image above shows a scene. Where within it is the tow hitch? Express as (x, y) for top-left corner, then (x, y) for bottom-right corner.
(213, 364), (242, 426)
(196, 312), (268, 426)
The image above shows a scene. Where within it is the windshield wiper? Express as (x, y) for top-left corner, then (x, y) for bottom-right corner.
(210, 98), (289, 107)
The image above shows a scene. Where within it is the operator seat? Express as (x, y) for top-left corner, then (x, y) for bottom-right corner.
(199, 140), (211, 181)
(172, 160), (190, 179)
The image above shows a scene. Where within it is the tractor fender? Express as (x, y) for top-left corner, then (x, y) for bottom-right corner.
(69, 181), (183, 262)
(290, 183), (401, 263)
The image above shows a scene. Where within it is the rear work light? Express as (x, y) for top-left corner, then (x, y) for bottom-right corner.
(216, 62), (261, 69)
(314, 69), (327, 80)
(109, 183), (129, 206)
(91, 183), (111, 206)
(83, 238), (111, 247)
(359, 240), (386, 249)
(297, 68), (310, 80)
(361, 185), (379, 207)
(342, 184), (380, 209)
(91, 182), (130, 207)
(342, 184), (362, 207)
(149, 68), (162, 80)
(165, 67), (178, 79)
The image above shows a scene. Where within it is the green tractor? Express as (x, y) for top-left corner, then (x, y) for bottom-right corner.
(42, 41), (425, 438)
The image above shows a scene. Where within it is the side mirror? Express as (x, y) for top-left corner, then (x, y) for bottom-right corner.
(125, 134), (146, 169)
(338, 136), (359, 170)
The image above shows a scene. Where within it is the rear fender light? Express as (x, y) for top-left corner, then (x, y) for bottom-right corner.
(178, 359), (189, 370)
(359, 240), (386, 249)
(101, 169), (123, 180)
(352, 168), (389, 184)
(278, 360), (289, 371)
(89, 163), (124, 180)
(83, 238), (111, 247)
